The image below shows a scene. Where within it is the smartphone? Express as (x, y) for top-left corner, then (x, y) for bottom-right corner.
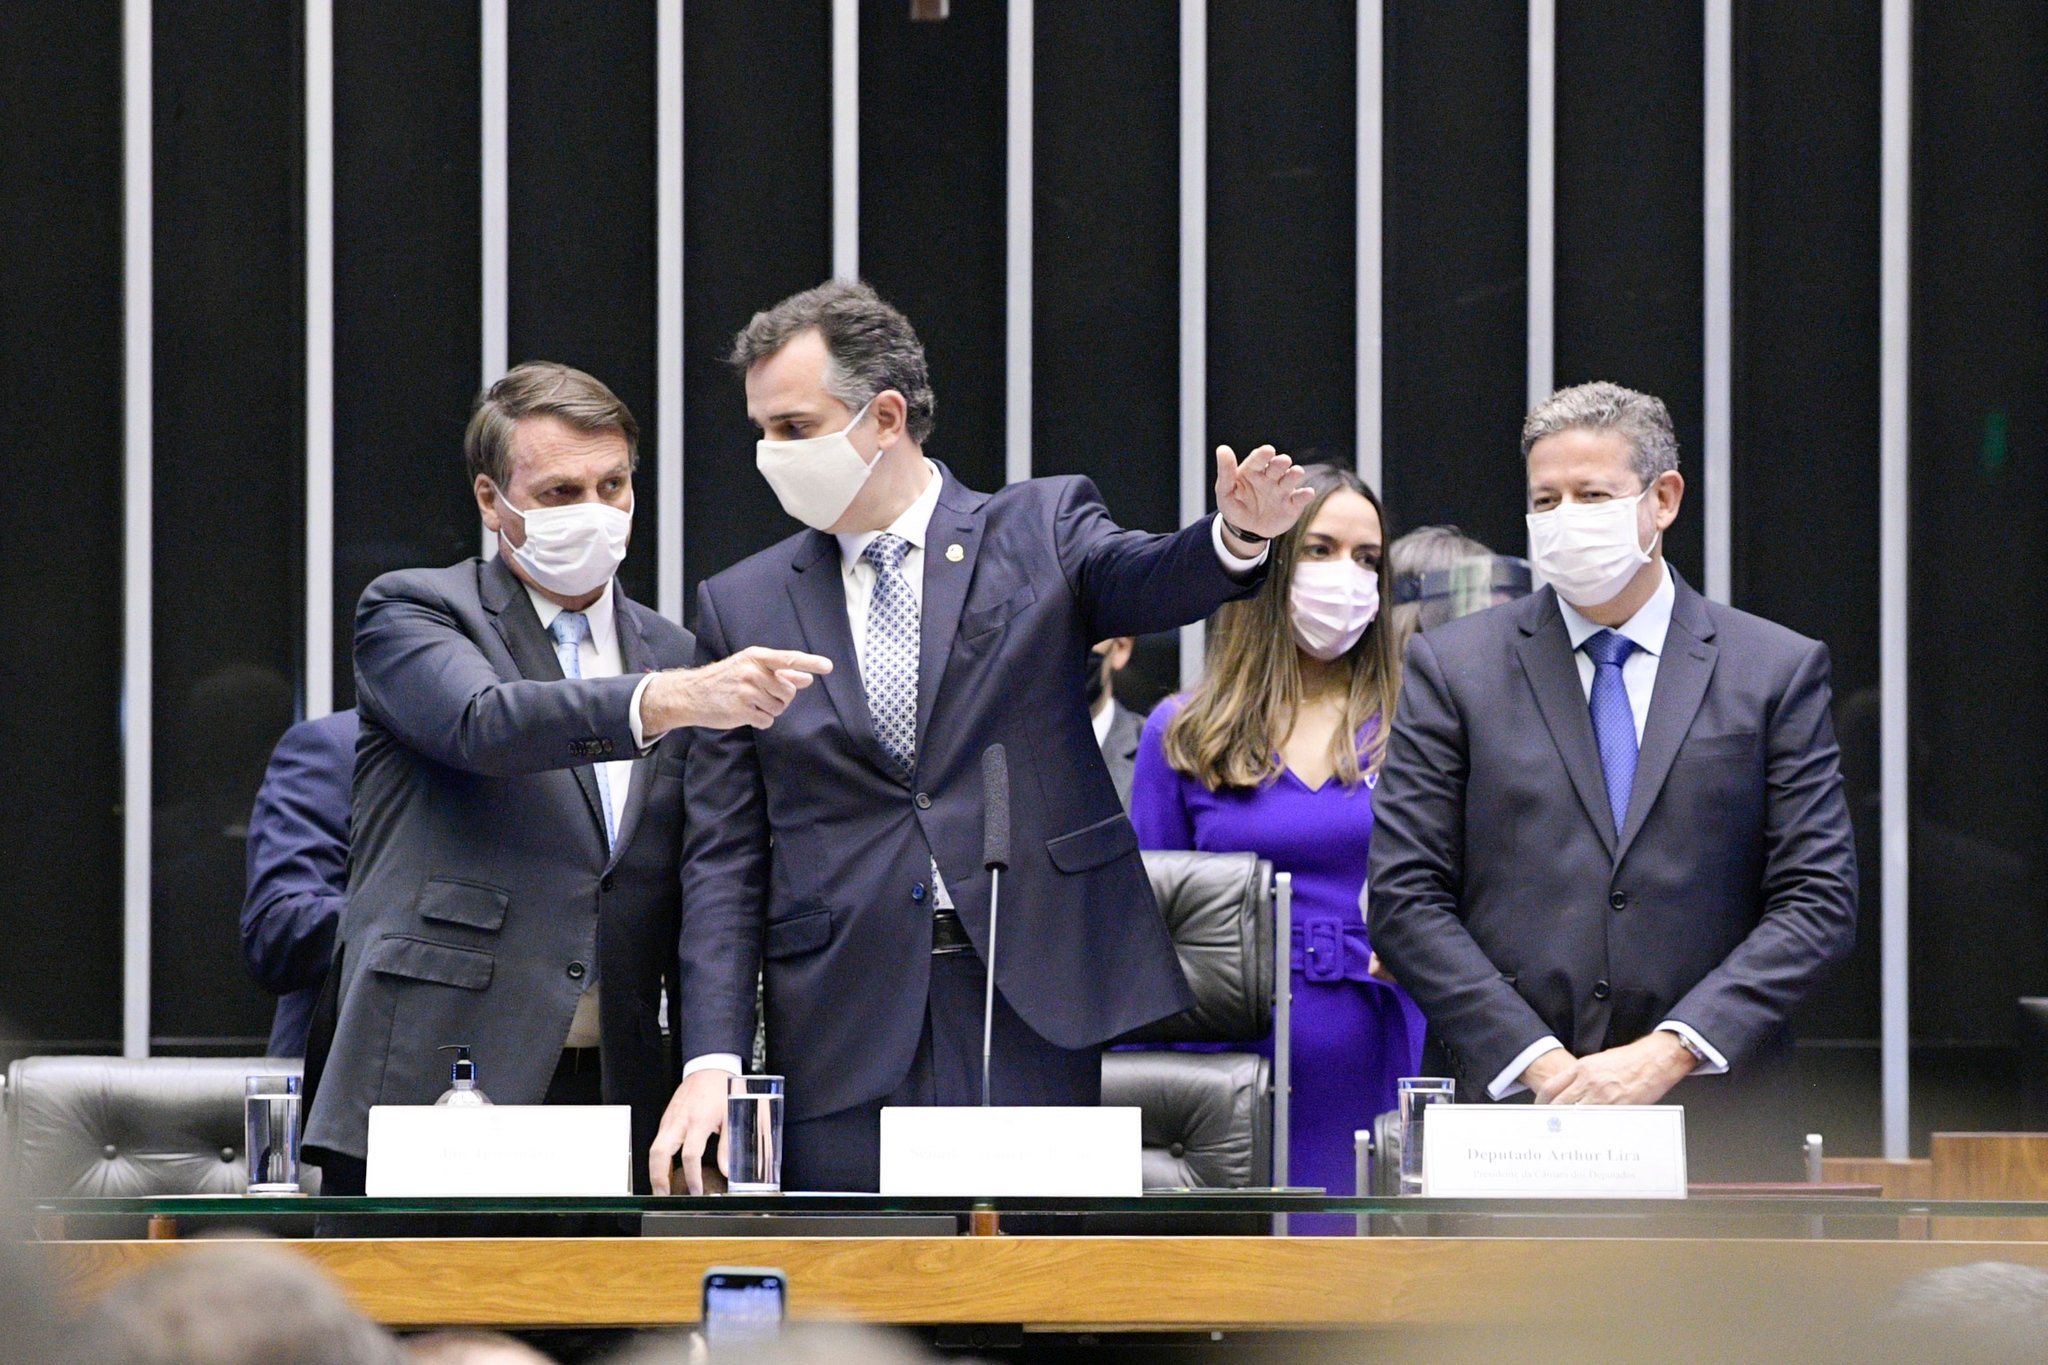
(701, 1266), (786, 1344)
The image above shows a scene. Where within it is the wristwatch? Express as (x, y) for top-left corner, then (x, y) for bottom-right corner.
(1661, 1028), (1709, 1066)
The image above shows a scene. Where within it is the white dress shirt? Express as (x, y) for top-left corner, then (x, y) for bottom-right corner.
(684, 463), (1268, 1081)
(1092, 698), (1119, 748)
(524, 581), (638, 1049)
(1488, 563), (1729, 1098)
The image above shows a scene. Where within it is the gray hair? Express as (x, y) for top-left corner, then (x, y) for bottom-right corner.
(1520, 380), (1679, 486)
(729, 280), (937, 443)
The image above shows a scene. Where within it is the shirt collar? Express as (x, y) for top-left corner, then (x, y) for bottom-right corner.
(1092, 699), (1119, 748)
(1557, 560), (1674, 658)
(838, 460), (943, 569)
(523, 577), (618, 656)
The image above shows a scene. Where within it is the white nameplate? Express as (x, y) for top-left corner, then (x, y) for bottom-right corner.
(366, 1105), (632, 1197)
(879, 1106), (1143, 1196)
(1422, 1104), (1687, 1199)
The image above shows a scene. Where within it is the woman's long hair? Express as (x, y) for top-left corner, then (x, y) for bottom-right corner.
(1163, 464), (1401, 791)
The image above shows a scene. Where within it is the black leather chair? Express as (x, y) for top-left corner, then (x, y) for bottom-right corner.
(3, 1055), (316, 1197)
(1101, 850), (1276, 1189)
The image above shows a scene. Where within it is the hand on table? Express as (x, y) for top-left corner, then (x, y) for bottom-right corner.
(648, 1068), (736, 1195)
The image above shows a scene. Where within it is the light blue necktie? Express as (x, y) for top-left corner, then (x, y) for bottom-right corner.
(549, 610), (616, 842)
(861, 533), (920, 776)
(1583, 629), (1639, 836)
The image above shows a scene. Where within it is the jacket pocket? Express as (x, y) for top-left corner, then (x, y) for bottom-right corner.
(764, 908), (833, 960)
(1046, 812), (1139, 874)
(1680, 730), (1759, 760)
(959, 583), (1038, 640)
(415, 877), (510, 933)
(366, 934), (495, 990)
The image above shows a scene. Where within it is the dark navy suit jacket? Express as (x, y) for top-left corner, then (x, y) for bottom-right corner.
(681, 468), (1261, 1121)
(242, 709), (358, 1057)
(1368, 572), (1857, 1109)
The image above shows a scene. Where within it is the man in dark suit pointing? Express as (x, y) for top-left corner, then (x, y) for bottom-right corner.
(652, 281), (1312, 1192)
(1368, 381), (1857, 1179)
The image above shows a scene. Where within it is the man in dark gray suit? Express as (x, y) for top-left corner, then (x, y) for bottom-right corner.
(1088, 636), (1143, 810)
(302, 363), (828, 1192)
(1367, 381), (1856, 1179)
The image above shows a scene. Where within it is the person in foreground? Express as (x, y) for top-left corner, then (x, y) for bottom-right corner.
(303, 363), (829, 1192)
(1132, 463), (1419, 1223)
(653, 280), (1311, 1192)
(1367, 380), (1857, 1179)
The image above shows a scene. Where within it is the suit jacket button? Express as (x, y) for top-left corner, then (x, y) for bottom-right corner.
(1609, 891), (1629, 911)
(567, 961), (587, 981)
(1592, 979), (1611, 1000)
(914, 793), (932, 810)
(912, 883), (927, 902)
(600, 873), (616, 893)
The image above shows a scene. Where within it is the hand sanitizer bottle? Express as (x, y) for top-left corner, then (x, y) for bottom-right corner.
(433, 1045), (492, 1106)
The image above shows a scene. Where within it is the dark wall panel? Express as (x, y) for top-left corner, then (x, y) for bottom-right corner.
(1207, 0), (1356, 488)
(0, 1), (125, 1053)
(1383, 1), (1528, 556)
(680, 0), (830, 598)
(1908, 0), (2048, 1115)
(149, 3), (305, 1047)
(1554, 0), (1705, 583)
(510, 0), (660, 610)
(858, 0), (1007, 495)
(332, 3), (483, 707)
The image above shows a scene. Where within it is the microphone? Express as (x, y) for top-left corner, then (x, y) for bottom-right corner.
(979, 744), (1010, 1106)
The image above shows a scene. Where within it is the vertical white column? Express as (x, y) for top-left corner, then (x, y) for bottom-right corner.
(305, 0), (335, 716)
(480, 0), (508, 557)
(832, 0), (859, 280)
(1355, 0), (1382, 491)
(1526, 0), (1555, 411)
(1179, 0), (1207, 688)
(1879, 0), (1912, 1162)
(1703, 0), (1733, 603)
(122, 0), (153, 1059)
(657, 0), (685, 621)
(1005, 0), (1032, 486)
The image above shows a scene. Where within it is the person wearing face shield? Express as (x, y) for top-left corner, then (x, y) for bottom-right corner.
(650, 280), (1313, 1194)
(1128, 464), (1419, 1229)
(1366, 381), (1857, 1179)
(302, 362), (833, 1194)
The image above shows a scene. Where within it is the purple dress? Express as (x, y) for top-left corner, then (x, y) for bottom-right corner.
(1130, 696), (1425, 1225)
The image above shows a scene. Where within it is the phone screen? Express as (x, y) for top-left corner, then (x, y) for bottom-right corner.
(702, 1270), (786, 1344)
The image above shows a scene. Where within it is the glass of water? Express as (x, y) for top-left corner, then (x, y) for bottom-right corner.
(724, 1074), (785, 1194)
(244, 1074), (302, 1194)
(1396, 1076), (1456, 1195)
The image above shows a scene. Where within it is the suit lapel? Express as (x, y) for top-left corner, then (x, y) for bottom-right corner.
(481, 556), (609, 844)
(915, 474), (988, 746)
(1515, 591), (1619, 859)
(1614, 577), (1719, 863)
(787, 531), (900, 779)
(604, 596), (659, 867)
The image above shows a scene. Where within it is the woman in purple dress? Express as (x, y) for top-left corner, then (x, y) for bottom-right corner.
(1130, 464), (1422, 1221)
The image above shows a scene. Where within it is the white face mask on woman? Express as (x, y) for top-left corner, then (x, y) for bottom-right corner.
(755, 398), (880, 531)
(1524, 490), (1657, 608)
(1289, 559), (1381, 661)
(491, 483), (633, 598)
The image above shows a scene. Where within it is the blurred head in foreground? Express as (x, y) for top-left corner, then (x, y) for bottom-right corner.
(405, 1331), (553, 1364)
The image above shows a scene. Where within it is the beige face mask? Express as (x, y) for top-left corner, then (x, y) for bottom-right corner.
(754, 398), (879, 531)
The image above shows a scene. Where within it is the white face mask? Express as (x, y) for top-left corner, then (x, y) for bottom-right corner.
(491, 483), (633, 598)
(1524, 489), (1657, 608)
(755, 398), (881, 531)
(1289, 559), (1381, 661)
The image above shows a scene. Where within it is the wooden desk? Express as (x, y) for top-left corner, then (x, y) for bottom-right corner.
(38, 1235), (2048, 1336)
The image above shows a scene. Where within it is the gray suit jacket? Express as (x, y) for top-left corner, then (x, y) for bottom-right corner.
(302, 556), (694, 1178)
(1367, 571), (1857, 1101)
(1099, 701), (1144, 812)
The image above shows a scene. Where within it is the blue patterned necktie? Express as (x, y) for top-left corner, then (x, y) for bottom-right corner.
(548, 610), (616, 842)
(1582, 629), (1639, 836)
(861, 533), (920, 776)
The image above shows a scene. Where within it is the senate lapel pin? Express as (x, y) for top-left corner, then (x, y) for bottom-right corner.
(946, 544), (965, 563)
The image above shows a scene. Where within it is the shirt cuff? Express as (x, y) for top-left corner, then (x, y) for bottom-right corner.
(629, 671), (660, 749)
(1655, 1021), (1729, 1075)
(1210, 514), (1270, 575)
(682, 1053), (743, 1080)
(1489, 1036), (1566, 1100)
